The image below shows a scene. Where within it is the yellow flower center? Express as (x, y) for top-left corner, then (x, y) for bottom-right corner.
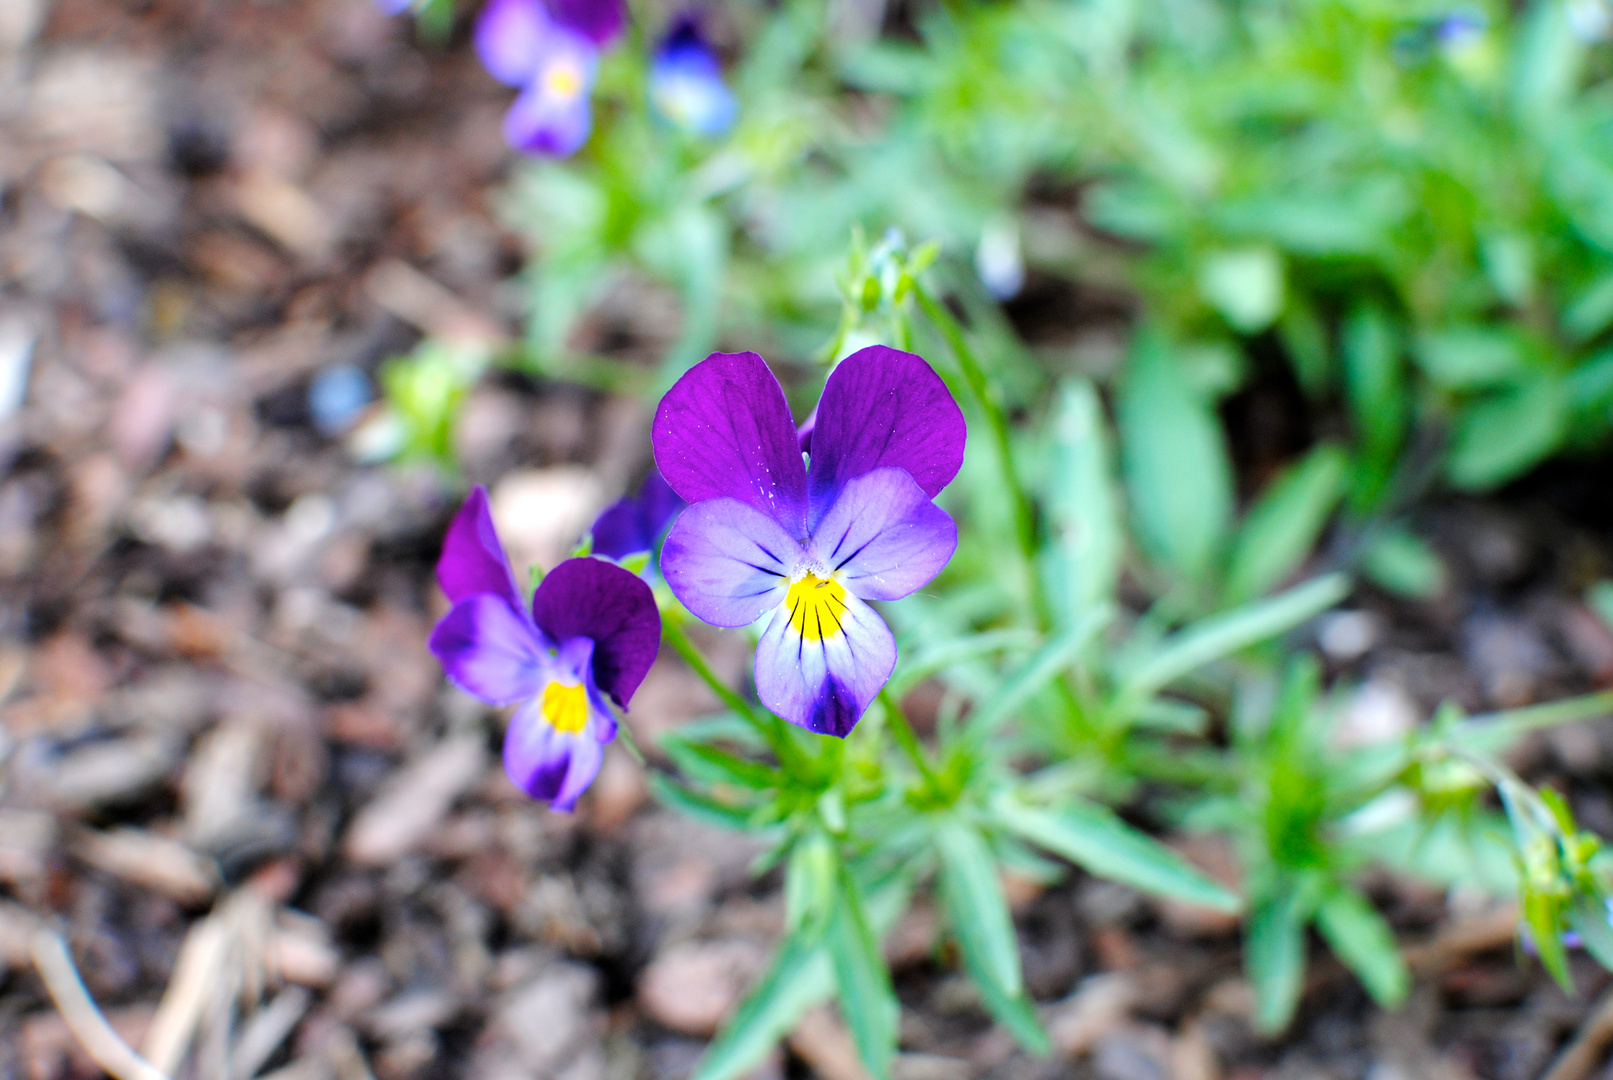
(544, 60), (585, 100)
(541, 681), (588, 733)
(785, 573), (848, 641)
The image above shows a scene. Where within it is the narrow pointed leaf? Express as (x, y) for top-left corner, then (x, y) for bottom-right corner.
(827, 872), (899, 1079)
(691, 933), (833, 1080)
(935, 819), (1022, 998)
(1246, 878), (1314, 1033)
(990, 792), (1240, 913)
(1121, 574), (1348, 704)
(1314, 886), (1409, 1007)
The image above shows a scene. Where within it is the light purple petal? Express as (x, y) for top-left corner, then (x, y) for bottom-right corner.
(429, 595), (549, 705)
(531, 557), (661, 708)
(504, 48), (597, 157)
(652, 351), (809, 535)
(437, 486), (523, 610)
(754, 591), (895, 737)
(805, 346), (966, 528)
(476, 0), (554, 86)
(548, 0), (626, 47)
(503, 697), (605, 811)
(809, 467), (957, 602)
(661, 497), (801, 628)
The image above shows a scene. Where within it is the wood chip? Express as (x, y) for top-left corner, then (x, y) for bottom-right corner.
(71, 826), (220, 905)
(343, 734), (486, 866)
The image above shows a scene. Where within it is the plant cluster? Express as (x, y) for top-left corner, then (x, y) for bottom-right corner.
(364, 0), (1613, 1073)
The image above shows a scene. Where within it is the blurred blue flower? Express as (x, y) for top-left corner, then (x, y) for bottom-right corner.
(375, 0), (414, 14)
(649, 15), (737, 138)
(309, 364), (373, 436)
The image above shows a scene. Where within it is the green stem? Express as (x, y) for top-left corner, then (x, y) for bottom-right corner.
(1451, 688), (1613, 756)
(879, 686), (942, 791)
(913, 282), (1047, 626)
(662, 615), (801, 767)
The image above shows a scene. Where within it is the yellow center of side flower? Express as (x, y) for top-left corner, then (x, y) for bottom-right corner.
(541, 681), (588, 733)
(785, 573), (848, 641)
(544, 59), (585, 100)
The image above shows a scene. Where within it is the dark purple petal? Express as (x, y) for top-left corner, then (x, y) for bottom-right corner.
(639, 469), (686, 537)
(661, 497), (800, 627)
(437, 486), (524, 610)
(809, 467), (957, 602)
(753, 590), (895, 737)
(589, 496), (649, 560)
(805, 346), (966, 528)
(590, 469), (687, 560)
(649, 15), (736, 137)
(476, 0), (554, 86)
(530, 557), (661, 708)
(797, 408), (816, 453)
(503, 697), (605, 810)
(547, 0), (626, 47)
(429, 595), (550, 705)
(652, 351), (809, 535)
(504, 40), (598, 157)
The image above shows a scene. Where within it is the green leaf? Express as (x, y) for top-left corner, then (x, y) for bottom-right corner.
(1359, 527), (1445, 599)
(1043, 379), (1123, 624)
(1340, 303), (1404, 511)
(827, 872), (899, 1080)
(1314, 886), (1409, 1007)
(1223, 444), (1348, 605)
(1279, 300), (1331, 399)
(1511, 0), (1584, 121)
(969, 606), (1113, 736)
(1446, 377), (1566, 490)
(1245, 877), (1316, 1033)
(989, 791), (1241, 912)
(935, 819), (1023, 998)
(954, 940), (1051, 1055)
(692, 933), (834, 1080)
(1413, 327), (1523, 390)
(1197, 247), (1285, 333)
(1119, 574), (1349, 705)
(1565, 276), (1613, 343)
(1119, 328), (1235, 586)
(786, 832), (839, 936)
(661, 739), (783, 792)
(1525, 888), (1573, 992)
(646, 774), (759, 831)
(1569, 896), (1613, 971)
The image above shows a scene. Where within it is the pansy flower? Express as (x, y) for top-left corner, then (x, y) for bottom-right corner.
(475, 0), (626, 156)
(429, 488), (660, 810)
(653, 346), (965, 737)
(649, 14), (738, 138)
(590, 467), (686, 562)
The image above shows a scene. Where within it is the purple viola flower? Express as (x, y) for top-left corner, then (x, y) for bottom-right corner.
(475, 0), (625, 157)
(591, 468), (686, 561)
(429, 487), (661, 810)
(649, 15), (737, 138)
(653, 346), (965, 737)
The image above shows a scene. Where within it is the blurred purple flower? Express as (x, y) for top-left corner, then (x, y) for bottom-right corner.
(429, 488), (660, 810)
(376, 0), (414, 14)
(476, 0), (626, 156)
(591, 468), (686, 561)
(649, 15), (737, 137)
(653, 347), (965, 737)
